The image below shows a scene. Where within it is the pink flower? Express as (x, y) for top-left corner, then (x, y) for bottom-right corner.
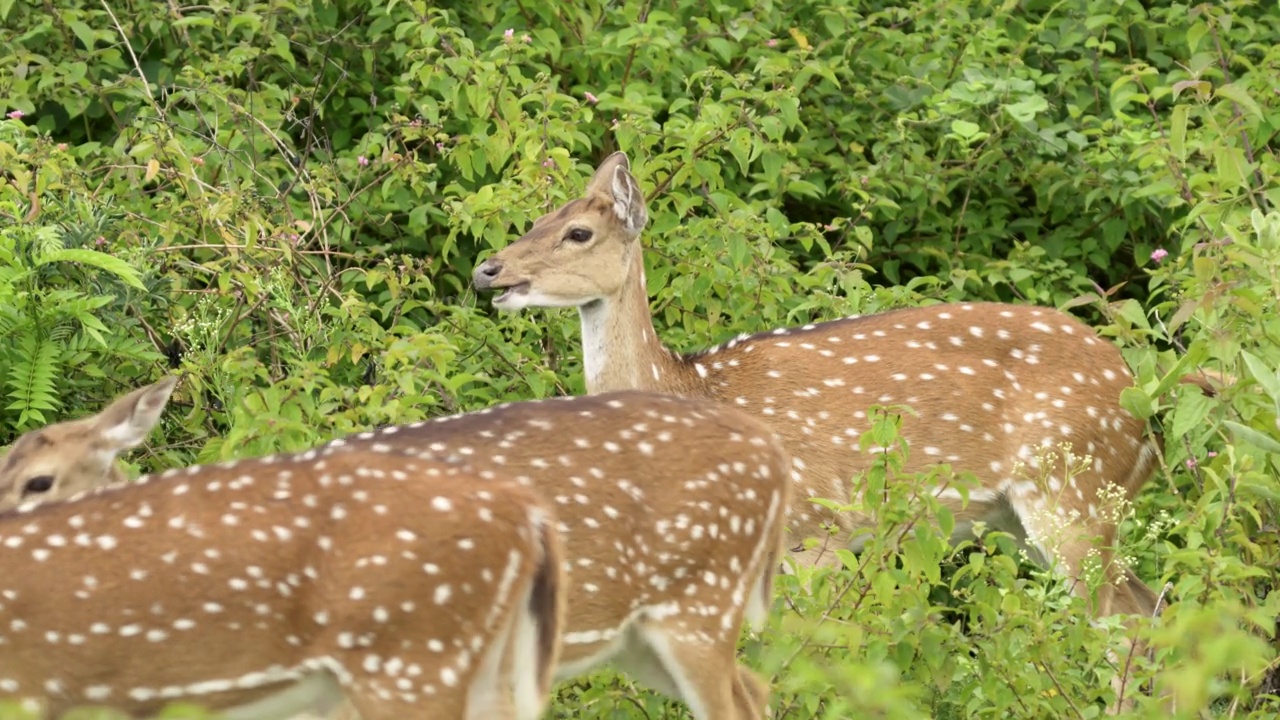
(1185, 457), (1197, 470)
(521, 33), (531, 43)
(583, 92), (599, 105)
(503, 29), (514, 42)
(56, 143), (68, 151)
(1207, 451), (1218, 458)
(6, 110), (24, 119)
(765, 39), (778, 48)
(542, 158), (554, 168)
(435, 142), (444, 151)
(1150, 248), (1168, 263)
(357, 156), (369, 167)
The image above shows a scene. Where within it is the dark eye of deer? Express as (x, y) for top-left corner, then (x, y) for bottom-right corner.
(21, 475), (55, 497)
(566, 228), (592, 243)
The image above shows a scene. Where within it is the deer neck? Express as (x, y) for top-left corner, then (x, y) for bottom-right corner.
(577, 248), (701, 396)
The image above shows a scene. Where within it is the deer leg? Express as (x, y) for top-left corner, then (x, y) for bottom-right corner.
(610, 629), (684, 698)
(628, 618), (767, 720)
(731, 665), (771, 719)
(1005, 479), (1170, 716)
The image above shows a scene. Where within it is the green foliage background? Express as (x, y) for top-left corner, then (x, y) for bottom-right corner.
(1, 0), (1279, 717)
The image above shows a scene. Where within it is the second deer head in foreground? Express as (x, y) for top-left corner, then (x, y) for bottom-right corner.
(1, 380), (794, 720)
(0, 376), (177, 511)
(0, 426), (566, 719)
(471, 151), (1222, 630)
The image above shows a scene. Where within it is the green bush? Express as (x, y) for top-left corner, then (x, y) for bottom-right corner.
(1, 0), (1278, 717)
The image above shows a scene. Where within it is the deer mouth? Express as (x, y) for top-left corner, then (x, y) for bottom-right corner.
(491, 281), (530, 306)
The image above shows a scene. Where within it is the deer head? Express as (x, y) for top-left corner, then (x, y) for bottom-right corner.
(0, 376), (177, 510)
(473, 151), (648, 311)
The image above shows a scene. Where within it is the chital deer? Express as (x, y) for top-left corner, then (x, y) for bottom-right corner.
(470, 151), (1222, 629)
(0, 411), (566, 719)
(3, 381), (794, 720)
(316, 390), (793, 720)
(0, 376), (177, 511)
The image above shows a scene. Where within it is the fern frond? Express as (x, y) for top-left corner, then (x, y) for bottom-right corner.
(5, 334), (61, 430)
(45, 322), (77, 344)
(36, 247), (146, 291)
(0, 305), (23, 337)
(29, 226), (65, 262)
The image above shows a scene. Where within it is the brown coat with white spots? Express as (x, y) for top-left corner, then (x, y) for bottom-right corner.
(323, 390), (793, 720)
(0, 383), (792, 720)
(471, 151), (1225, 623)
(0, 448), (566, 720)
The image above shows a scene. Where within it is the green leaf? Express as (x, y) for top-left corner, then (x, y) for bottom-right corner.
(1152, 341), (1209, 399)
(1004, 95), (1049, 123)
(1224, 420), (1280, 455)
(67, 20), (97, 51)
(1214, 145), (1249, 191)
(1186, 21), (1209, 53)
(1215, 83), (1263, 119)
(269, 32), (296, 69)
(1241, 350), (1280, 405)
(35, 248), (146, 290)
(1170, 391), (1214, 440)
(726, 128), (753, 174)
(950, 119), (980, 139)
(1119, 386), (1154, 420)
(1170, 103), (1189, 161)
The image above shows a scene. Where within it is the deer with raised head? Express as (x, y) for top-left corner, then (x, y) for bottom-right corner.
(5, 380), (794, 720)
(0, 390), (567, 720)
(469, 151), (1222, 634)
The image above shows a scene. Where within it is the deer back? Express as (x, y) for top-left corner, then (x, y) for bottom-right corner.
(320, 390), (794, 674)
(0, 448), (565, 720)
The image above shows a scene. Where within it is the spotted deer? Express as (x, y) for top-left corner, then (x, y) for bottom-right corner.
(0, 376), (178, 511)
(4, 382), (794, 720)
(470, 151), (1225, 631)
(0, 398), (567, 720)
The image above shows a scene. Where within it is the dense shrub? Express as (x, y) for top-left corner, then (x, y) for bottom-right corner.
(1, 0), (1278, 717)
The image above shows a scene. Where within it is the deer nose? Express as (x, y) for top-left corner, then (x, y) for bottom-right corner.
(473, 258), (503, 290)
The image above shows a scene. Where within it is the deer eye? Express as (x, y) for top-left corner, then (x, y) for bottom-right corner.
(21, 475), (55, 497)
(565, 228), (593, 243)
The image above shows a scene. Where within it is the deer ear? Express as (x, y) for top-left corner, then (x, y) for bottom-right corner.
(93, 376), (178, 451)
(585, 152), (647, 234)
